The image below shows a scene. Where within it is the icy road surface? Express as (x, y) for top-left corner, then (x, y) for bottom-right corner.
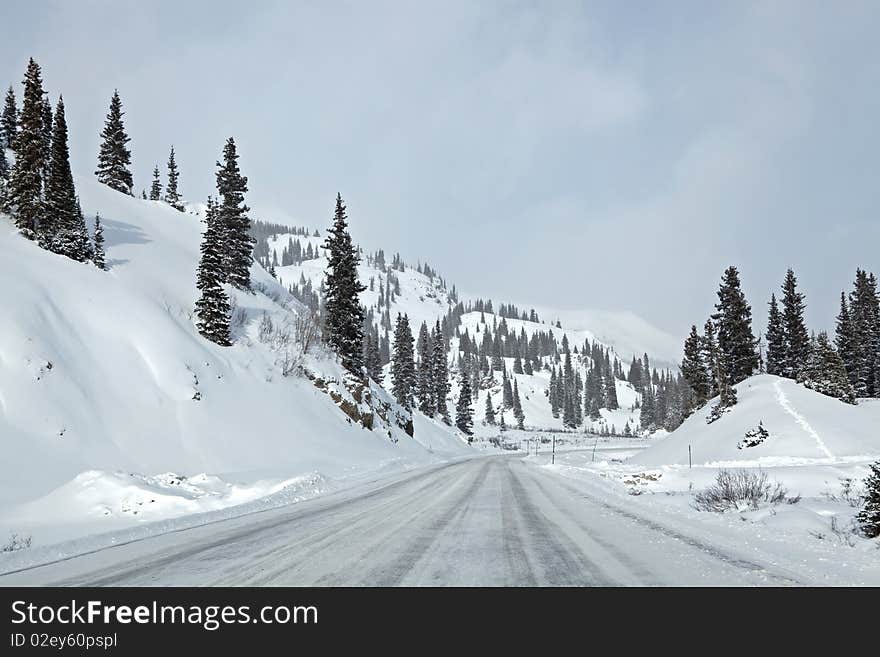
(0, 455), (806, 586)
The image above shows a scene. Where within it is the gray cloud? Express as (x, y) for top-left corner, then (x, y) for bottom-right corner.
(2, 0), (878, 342)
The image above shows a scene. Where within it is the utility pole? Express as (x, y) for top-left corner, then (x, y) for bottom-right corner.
(688, 444), (692, 469)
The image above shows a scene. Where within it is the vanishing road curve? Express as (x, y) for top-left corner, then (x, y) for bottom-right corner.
(0, 455), (804, 586)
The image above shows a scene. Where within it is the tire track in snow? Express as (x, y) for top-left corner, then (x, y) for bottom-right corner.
(773, 379), (833, 459)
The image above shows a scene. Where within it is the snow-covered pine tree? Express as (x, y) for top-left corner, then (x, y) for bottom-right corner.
(455, 376), (473, 439)
(215, 138), (254, 291)
(681, 324), (709, 410)
(40, 94), (52, 180)
(194, 198), (231, 346)
(165, 146), (184, 211)
(431, 321), (449, 422)
(322, 193), (365, 373)
(799, 331), (855, 404)
(417, 321), (434, 415)
(513, 379), (525, 429)
(363, 329), (383, 383)
(702, 319), (720, 397)
(391, 313), (415, 409)
(484, 393), (496, 425)
(765, 293), (785, 376)
(95, 90), (133, 194)
(835, 292), (855, 389)
(149, 165), (161, 200)
(75, 198), (93, 262)
(604, 370), (619, 410)
(856, 460), (880, 538)
(43, 96), (88, 260)
(1, 86), (17, 150)
(549, 368), (559, 417)
(93, 214), (106, 270)
(712, 266), (759, 384)
(0, 143), (7, 194)
(639, 381), (655, 431)
(780, 269), (810, 380)
(502, 370), (513, 409)
(7, 58), (46, 239)
(846, 270), (880, 397)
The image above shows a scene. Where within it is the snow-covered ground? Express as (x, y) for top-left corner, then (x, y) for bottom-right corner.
(0, 174), (470, 552)
(526, 375), (880, 581)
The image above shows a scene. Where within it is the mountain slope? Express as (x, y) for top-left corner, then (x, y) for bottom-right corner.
(0, 176), (468, 545)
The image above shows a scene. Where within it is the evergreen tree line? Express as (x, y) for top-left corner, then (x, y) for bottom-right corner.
(467, 298), (540, 324)
(681, 266), (874, 423)
(1, 59), (105, 268)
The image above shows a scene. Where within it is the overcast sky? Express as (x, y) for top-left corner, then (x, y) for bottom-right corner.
(3, 1), (879, 338)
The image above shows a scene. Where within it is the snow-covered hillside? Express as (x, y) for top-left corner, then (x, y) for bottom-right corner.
(252, 228), (675, 435)
(0, 176), (469, 547)
(631, 375), (880, 466)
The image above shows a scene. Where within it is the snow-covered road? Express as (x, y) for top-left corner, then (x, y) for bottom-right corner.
(0, 455), (809, 586)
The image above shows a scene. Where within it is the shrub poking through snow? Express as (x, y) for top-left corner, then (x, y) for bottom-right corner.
(737, 422), (769, 449)
(693, 469), (791, 512)
(1, 532), (32, 552)
(856, 460), (880, 538)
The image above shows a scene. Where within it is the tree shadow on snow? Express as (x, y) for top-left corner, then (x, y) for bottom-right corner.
(98, 217), (152, 248)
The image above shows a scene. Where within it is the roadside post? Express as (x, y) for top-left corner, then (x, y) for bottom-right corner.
(552, 435), (556, 464)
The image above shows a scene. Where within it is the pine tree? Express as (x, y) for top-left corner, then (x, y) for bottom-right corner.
(194, 198), (231, 346)
(1, 86), (17, 150)
(43, 96), (87, 259)
(431, 321), (449, 422)
(40, 94), (52, 181)
(681, 324), (710, 408)
(799, 332), (855, 404)
(417, 321), (434, 415)
(712, 266), (759, 384)
(455, 377), (474, 438)
(780, 269), (810, 379)
(95, 90), (133, 194)
(391, 313), (415, 409)
(702, 320), (721, 397)
(215, 138), (254, 290)
(604, 370), (619, 410)
(322, 193), (365, 373)
(640, 381), (655, 431)
(93, 214), (106, 270)
(856, 460), (880, 538)
(765, 293), (786, 376)
(0, 143), (7, 193)
(7, 58), (47, 239)
(847, 270), (880, 397)
(164, 146), (183, 211)
(549, 368), (559, 418)
(513, 379), (525, 429)
(835, 292), (855, 388)
(363, 329), (383, 383)
(149, 165), (161, 200)
(484, 393), (496, 425)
